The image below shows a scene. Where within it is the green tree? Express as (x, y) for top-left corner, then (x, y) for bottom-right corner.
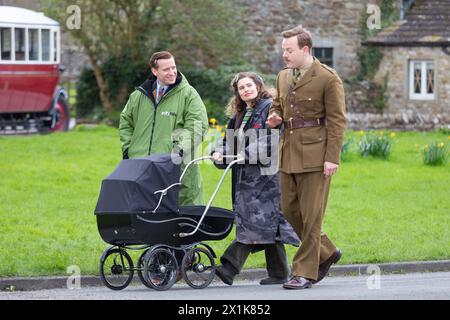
(41, 0), (247, 114)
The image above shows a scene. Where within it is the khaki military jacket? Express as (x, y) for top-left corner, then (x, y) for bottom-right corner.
(270, 58), (347, 173)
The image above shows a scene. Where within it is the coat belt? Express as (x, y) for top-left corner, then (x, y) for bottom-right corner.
(284, 117), (326, 129)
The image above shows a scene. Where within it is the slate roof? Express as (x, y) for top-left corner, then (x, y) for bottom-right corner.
(366, 0), (450, 46)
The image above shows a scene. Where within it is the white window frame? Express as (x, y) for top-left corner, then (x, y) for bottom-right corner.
(0, 23), (60, 65)
(409, 60), (435, 100)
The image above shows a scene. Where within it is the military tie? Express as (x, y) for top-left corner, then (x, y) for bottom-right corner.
(291, 68), (301, 86)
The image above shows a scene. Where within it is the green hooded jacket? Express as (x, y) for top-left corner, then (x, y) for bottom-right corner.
(119, 72), (208, 205)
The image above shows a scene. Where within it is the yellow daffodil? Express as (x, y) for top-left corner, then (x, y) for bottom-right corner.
(390, 132), (396, 139)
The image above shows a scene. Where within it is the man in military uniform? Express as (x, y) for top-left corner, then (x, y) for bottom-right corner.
(266, 25), (347, 289)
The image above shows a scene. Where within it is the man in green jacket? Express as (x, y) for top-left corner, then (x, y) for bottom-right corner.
(119, 51), (208, 206)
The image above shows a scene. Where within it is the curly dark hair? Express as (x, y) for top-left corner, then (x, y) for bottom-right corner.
(225, 72), (273, 117)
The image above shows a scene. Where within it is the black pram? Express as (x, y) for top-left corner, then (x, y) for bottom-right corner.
(95, 154), (239, 291)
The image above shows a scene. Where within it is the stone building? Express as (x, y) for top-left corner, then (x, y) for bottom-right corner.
(366, 0), (450, 128)
(240, 0), (367, 80)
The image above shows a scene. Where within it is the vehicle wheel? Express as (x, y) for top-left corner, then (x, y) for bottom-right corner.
(181, 247), (216, 289)
(50, 95), (70, 132)
(99, 247), (134, 290)
(137, 249), (153, 289)
(143, 248), (178, 291)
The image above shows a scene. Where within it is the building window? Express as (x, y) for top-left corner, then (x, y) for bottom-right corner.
(409, 60), (434, 100)
(313, 47), (333, 67)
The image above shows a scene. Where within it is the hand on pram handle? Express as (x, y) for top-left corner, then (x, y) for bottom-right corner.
(212, 152), (244, 163)
(152, 155), (242, 214)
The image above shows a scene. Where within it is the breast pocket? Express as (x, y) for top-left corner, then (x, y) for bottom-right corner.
(298, 97), (322, 115)
(301, 127), (326, 168)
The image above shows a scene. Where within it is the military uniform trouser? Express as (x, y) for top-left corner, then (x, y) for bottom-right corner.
(280, 171), (337, 281)
(220, 240), (290, 279)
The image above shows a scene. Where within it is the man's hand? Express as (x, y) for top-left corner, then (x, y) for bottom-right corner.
(323, 161), (339, 177)
(266, 112), (283, 128)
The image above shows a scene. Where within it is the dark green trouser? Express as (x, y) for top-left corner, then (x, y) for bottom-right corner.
(220, 240), (290, 279)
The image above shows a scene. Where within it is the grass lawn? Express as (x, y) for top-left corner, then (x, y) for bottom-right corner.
(0, 126), (448, 277)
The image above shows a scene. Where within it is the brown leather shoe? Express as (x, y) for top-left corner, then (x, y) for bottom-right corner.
(282, 276), (312, 289)
(312, 249), (342, 284)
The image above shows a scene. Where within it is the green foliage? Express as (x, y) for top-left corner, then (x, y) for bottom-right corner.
(340, 136), (354, 162)
(374, 72), (389, 110)
(436, 127), (450, 135)
(358, 131), (395, 159)
(75, 54), (148, 119)
(422, 142), (448, 166)
(357, 46), (383, 81)
(75, 68), (102, 118)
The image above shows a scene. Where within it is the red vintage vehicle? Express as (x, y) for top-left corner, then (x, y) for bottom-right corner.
(0, 6), (69, 134)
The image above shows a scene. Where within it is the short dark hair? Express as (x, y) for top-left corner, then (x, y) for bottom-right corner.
(149, 51), (174, 69)
(282, 25), (313, 49)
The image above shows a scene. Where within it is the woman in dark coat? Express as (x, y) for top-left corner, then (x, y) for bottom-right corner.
(212, 72), (299, 285)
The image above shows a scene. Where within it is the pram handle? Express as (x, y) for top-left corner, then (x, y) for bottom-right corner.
(152, 155), (240, 214)
(176, 155), (243, 238)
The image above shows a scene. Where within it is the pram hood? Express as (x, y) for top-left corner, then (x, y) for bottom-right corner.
(95, 154), (180, 215)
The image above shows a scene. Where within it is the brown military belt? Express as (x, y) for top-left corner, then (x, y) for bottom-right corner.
(284, 117), (326, 129)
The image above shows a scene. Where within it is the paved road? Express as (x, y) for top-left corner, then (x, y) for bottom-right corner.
(2, 272), (450, 300)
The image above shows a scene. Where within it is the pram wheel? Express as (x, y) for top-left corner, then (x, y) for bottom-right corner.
(143, 248), (179, 291)
(99, 247), (134, 290)
(181, 247), (216, 289)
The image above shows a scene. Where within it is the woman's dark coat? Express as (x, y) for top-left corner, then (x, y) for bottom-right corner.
(214, 98), (299, 246)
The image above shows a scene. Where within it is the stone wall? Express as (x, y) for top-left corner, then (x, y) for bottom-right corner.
(239, 0), (366, 79)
